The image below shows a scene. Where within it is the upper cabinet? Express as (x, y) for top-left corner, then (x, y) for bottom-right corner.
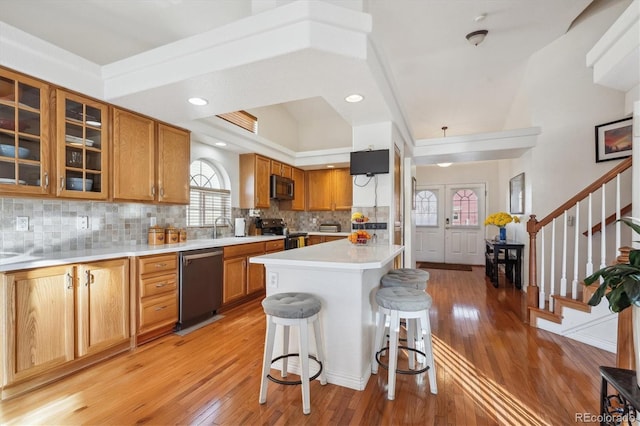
(306, 168), (352, 211)
(157, 124), (190, 204)
(279, 167), (305, 211)
(0, 68), (50, 195)
(239, 153), (271, 209)
(112, 108), (190, 204)
(270, 159), (292, 179)
(55, 90), (109, 199)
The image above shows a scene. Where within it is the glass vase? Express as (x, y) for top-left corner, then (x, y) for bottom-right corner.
(499, 227), (507, 242)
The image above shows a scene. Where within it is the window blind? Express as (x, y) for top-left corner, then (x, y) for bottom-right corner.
(217, 110), (258, 133)
(187, 187), (231, 227)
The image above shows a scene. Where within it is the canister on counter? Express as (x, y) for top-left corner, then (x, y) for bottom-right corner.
(148, 226), (165, 245)
(179, 228), (187, 242)
(165, 226), (179, 244)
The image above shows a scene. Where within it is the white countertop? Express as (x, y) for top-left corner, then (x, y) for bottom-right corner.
(0, 236), (284, 272)
(250, 239), (403, 270)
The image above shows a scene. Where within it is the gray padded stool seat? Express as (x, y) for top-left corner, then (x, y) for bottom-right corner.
(259, 292), (327, 415)
(381, 269), (429, 291)
(372, 286), (437, 400)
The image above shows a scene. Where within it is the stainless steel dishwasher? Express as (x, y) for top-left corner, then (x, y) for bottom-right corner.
(176, 248), (223, 330)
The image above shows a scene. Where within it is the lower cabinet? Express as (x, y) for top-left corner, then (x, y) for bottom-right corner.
(308, 235), (347, 245)
(1, 258), (131, 400)
(136, 253), (178, 345)
(223, 241), (279, 306)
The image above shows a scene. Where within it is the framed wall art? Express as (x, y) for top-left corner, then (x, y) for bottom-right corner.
(595, 117), (633, 163)
(509, 172), (524, 214)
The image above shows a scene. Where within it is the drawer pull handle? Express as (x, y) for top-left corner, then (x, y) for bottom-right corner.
(155, 263), (168, 268)
(155, 283), (167, 288)
(154, 306), (168, 311)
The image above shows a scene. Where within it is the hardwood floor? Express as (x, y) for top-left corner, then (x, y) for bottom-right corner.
(0, 266), (614, 425)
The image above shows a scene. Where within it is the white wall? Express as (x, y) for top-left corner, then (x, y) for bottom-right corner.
(246, 104), (299, 151)
(298, 117), (352, 151)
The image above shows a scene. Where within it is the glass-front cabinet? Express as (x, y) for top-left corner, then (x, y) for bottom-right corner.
(55, 90), (108, 199)
(0, 68), (50, 195)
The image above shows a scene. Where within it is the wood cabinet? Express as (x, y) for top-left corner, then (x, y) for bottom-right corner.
(280, 167), (305, 211)
(270, 159), (292, 179)
(239, 153), (271, 209)
(223, 241), (267, 305)
(306, 168), (352, 211)
(112, 109), (190, 204)
(2, 258), (130, 399)
(55, 89), (109, 199)
(136, 253), (178, 345)
(307, 235), (346, 245)
(0, 68), (51, 196)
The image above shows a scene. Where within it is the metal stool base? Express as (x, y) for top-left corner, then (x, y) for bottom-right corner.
(375, 346), (430, 375)
(267, 353), (323, 385)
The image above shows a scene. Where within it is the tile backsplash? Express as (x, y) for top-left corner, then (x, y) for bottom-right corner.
(1, 197), (186, 254)
(0, 196), (391, 254)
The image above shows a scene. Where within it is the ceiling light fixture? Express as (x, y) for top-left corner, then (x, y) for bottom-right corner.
(188, 97), (208, 106)
(437, 162), (452, 168)
(466, 30), (488, 46)
(327, 165), (335, 168)
(345, 94), (364, 103)
(215, 142), (227, 147)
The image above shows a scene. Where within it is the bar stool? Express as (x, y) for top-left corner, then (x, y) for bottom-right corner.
(372, 286), (437, 400)
(381, 268), (429, 290)
(259, 292), (327, 415)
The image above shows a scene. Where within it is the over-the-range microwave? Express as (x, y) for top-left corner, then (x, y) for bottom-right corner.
(270, 174), (294, 200)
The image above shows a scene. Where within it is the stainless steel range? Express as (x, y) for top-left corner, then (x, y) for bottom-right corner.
(256, 218), (308, 250)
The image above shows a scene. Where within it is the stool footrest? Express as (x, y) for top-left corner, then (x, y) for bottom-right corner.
(375, 346), (430, 375)
(267, 354), (323, 385)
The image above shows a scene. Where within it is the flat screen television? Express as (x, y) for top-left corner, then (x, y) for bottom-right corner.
(349, 149), (390, 176)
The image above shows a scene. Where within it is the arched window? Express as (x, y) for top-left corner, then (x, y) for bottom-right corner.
(451, 189), (479, 226)
(415, 190), (438, 226)
(187, 159), (230, 227)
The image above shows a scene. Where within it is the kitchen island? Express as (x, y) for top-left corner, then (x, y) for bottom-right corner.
(250, 239), (404, 391)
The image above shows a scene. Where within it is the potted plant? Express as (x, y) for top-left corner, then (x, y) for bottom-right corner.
(585, 217), (640, 385)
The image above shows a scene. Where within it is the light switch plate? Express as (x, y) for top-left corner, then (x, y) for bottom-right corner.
(16, 216), (28, 231)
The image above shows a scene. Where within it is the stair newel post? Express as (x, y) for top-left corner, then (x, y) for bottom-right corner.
(526, 215), (540, 315)
(616, 246), (635, 371)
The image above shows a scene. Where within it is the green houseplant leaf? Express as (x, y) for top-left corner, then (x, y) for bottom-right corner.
(585, 217), (640, 313)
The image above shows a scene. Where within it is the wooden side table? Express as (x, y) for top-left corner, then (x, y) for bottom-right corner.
(599, 366), (640, 425)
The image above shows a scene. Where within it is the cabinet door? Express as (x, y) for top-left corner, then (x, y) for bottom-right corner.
(255, 155), (271, 208)
(55, 90), (108, 199)
(247, 260), (265, 295)
(223, 257), (246, 304)
(4, 265), (75, 384)
(306, 169), (332, 211)
(76, 259), (130, 358)
(332, 168), (353, 210)
(0, 69), (51, 196)
(112, 108), (155, 201)
(307, 235), (323, 246)
(157, 123), (190, 204)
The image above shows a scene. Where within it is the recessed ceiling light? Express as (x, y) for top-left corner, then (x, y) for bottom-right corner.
(345, 94), (364, 103)
(437, 162), (452, 168)
(327, 165), (335, 168)
(215, 142), (227, 147)
(188, 97), (208, 106)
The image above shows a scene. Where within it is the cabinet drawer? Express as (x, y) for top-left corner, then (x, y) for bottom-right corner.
(265, 239), (284, 252)
(140, 273), (177, 298)
(138, 254), (177, 275)
(224, 242), (265, 259)
(139, 293), (178, 330)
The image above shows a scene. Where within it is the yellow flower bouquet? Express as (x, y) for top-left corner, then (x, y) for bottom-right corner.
(484, 212), (520, 228)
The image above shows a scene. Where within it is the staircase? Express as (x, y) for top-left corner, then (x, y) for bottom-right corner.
(526, 157), (633, 354)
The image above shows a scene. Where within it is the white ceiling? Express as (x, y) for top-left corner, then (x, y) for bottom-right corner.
(0, 0), (596, 164)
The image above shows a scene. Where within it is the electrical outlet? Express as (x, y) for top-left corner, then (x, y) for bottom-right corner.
(77, 216), (89, 230)
(312, 217), (317, 224)
(16, 216), (28, 231)
(268, 272), (278, 288)
(150, 217), (157, 226)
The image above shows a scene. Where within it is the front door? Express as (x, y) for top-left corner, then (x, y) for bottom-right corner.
(415, 183), (486, 265)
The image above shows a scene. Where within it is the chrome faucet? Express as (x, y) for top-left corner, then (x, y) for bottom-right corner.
(213, 216), (234, 238)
